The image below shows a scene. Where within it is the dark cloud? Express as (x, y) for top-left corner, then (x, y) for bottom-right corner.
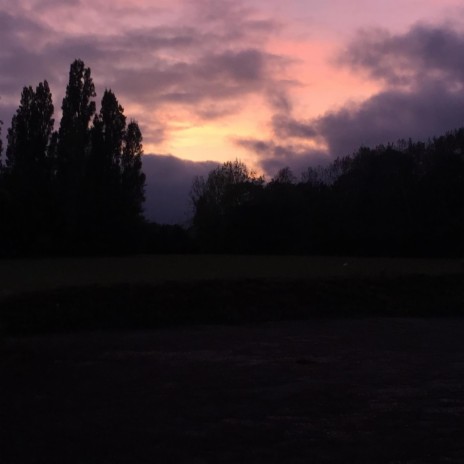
(0, 11), (48, 45)
(267, 89), (293, 113)
(24, 0), (80, 8)
(316, 82), (464, 156)
(236, 138), (329, 177)
(142, 154), (218, 224)
(0, 12), (55, 95)
(114, 26), (201, 52)
(312, 24), (464, 156)
(108, 48), (285, 111)
(268, 84), (464, 162)
(257, 23), (464, 161)
(186, 0), (281, 43)
(0, 2), (286, 141)
(198, 49), (267, 82)
(272, 114), (318, 139)
(338, 23), (464, 87)
(195, 103), (241, 120)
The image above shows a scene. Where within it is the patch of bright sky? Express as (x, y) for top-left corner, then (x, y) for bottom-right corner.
(155, 95), (269, 164)
(211, 0), (464, 166)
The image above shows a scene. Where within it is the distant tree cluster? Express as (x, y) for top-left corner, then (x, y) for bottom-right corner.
(190, 134), (464, 257)
(0, 60), (145, 255)
(1, 60), (463, 258)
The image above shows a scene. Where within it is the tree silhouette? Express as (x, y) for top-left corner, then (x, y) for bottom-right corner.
(4, 81), (55, 250)
(270, 167), (296, 185)
(190, 132), (463, 257)
(6, 82), (54, 176)
(0, 59), (147, 254)
(121, 120), (146, 225)
(89, 93), (146, 242)
(89, 89), (126, 238)
(56, 59), (96, 242)
(191, 160), (264, 250)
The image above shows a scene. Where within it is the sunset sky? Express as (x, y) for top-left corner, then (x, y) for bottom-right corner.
(1, 0), (464, 222)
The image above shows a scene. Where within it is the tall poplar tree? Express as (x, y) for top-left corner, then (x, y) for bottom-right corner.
(56, 59), (96, 239)
(6, 82), (54, 176)
(89, 89), (126, 235)
(5, 81), (55, 249)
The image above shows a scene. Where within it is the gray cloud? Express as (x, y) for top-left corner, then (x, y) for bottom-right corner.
(142, 154), (218, 224)
(0, 12), (55, 95)
(272, 114), (318, 139)
(236, 138), (329, 177)
(315, 82), (464, 156)
(111, 48), (283, 108)
(235, 22), (464, 176)
(267, 89), (293, 113)
(314, 24), (464, 155)
(254, 23), (464, 164)
(186, 0), (280, 44)
(338, 23), (464, 87)
(0, 2), (287, 140)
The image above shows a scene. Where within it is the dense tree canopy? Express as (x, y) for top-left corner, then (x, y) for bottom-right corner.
(0, 60), (462, 258)
(190, 134), (464, 257)
(0, 59), (146, 255)
(3, 81), (55, 250)
(190, 160), (264, 251)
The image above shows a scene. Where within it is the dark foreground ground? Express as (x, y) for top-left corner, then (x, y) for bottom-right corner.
(3, 318), (464, 463)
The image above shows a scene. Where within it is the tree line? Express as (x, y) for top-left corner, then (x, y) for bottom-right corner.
(190, 133), (464, 257)
(0, 59), (462, 257)
(0, 60), (145, 255)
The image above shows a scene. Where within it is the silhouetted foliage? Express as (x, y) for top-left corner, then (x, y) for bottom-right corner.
(89, 89), (132, 244)
(56, 59), (97, 245)
(191, 132), (464, 257)
(191, 159), (265, 251)
(121, 121), (146, 224)
(140, 223), (194, 254)
(1, 59), (463, 257)
(0, 60), (146, 255)
(3, 81), (55, 251)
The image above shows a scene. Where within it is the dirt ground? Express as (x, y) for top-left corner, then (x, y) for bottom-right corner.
(2, 318), (464, 463)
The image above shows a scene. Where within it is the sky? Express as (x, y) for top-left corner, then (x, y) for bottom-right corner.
(1, 0), (464, 223)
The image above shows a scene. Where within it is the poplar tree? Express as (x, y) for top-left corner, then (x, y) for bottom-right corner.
(56, 59), (96, 239)
(89, 89), (127, 234)
(5, 81), (55, 248)
(6, 82), (54, 178)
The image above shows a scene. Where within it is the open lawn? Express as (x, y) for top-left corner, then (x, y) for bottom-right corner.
(0, 254), (462, 297)
(1, 255), (464, 462)
(3, 319), (464, 463)
(0, 255), (463, 334)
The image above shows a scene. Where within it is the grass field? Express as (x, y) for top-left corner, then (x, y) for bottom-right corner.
(2, 256), (464, 462)
(0, 254), (462, 297)
(0, 255), (463, 334)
